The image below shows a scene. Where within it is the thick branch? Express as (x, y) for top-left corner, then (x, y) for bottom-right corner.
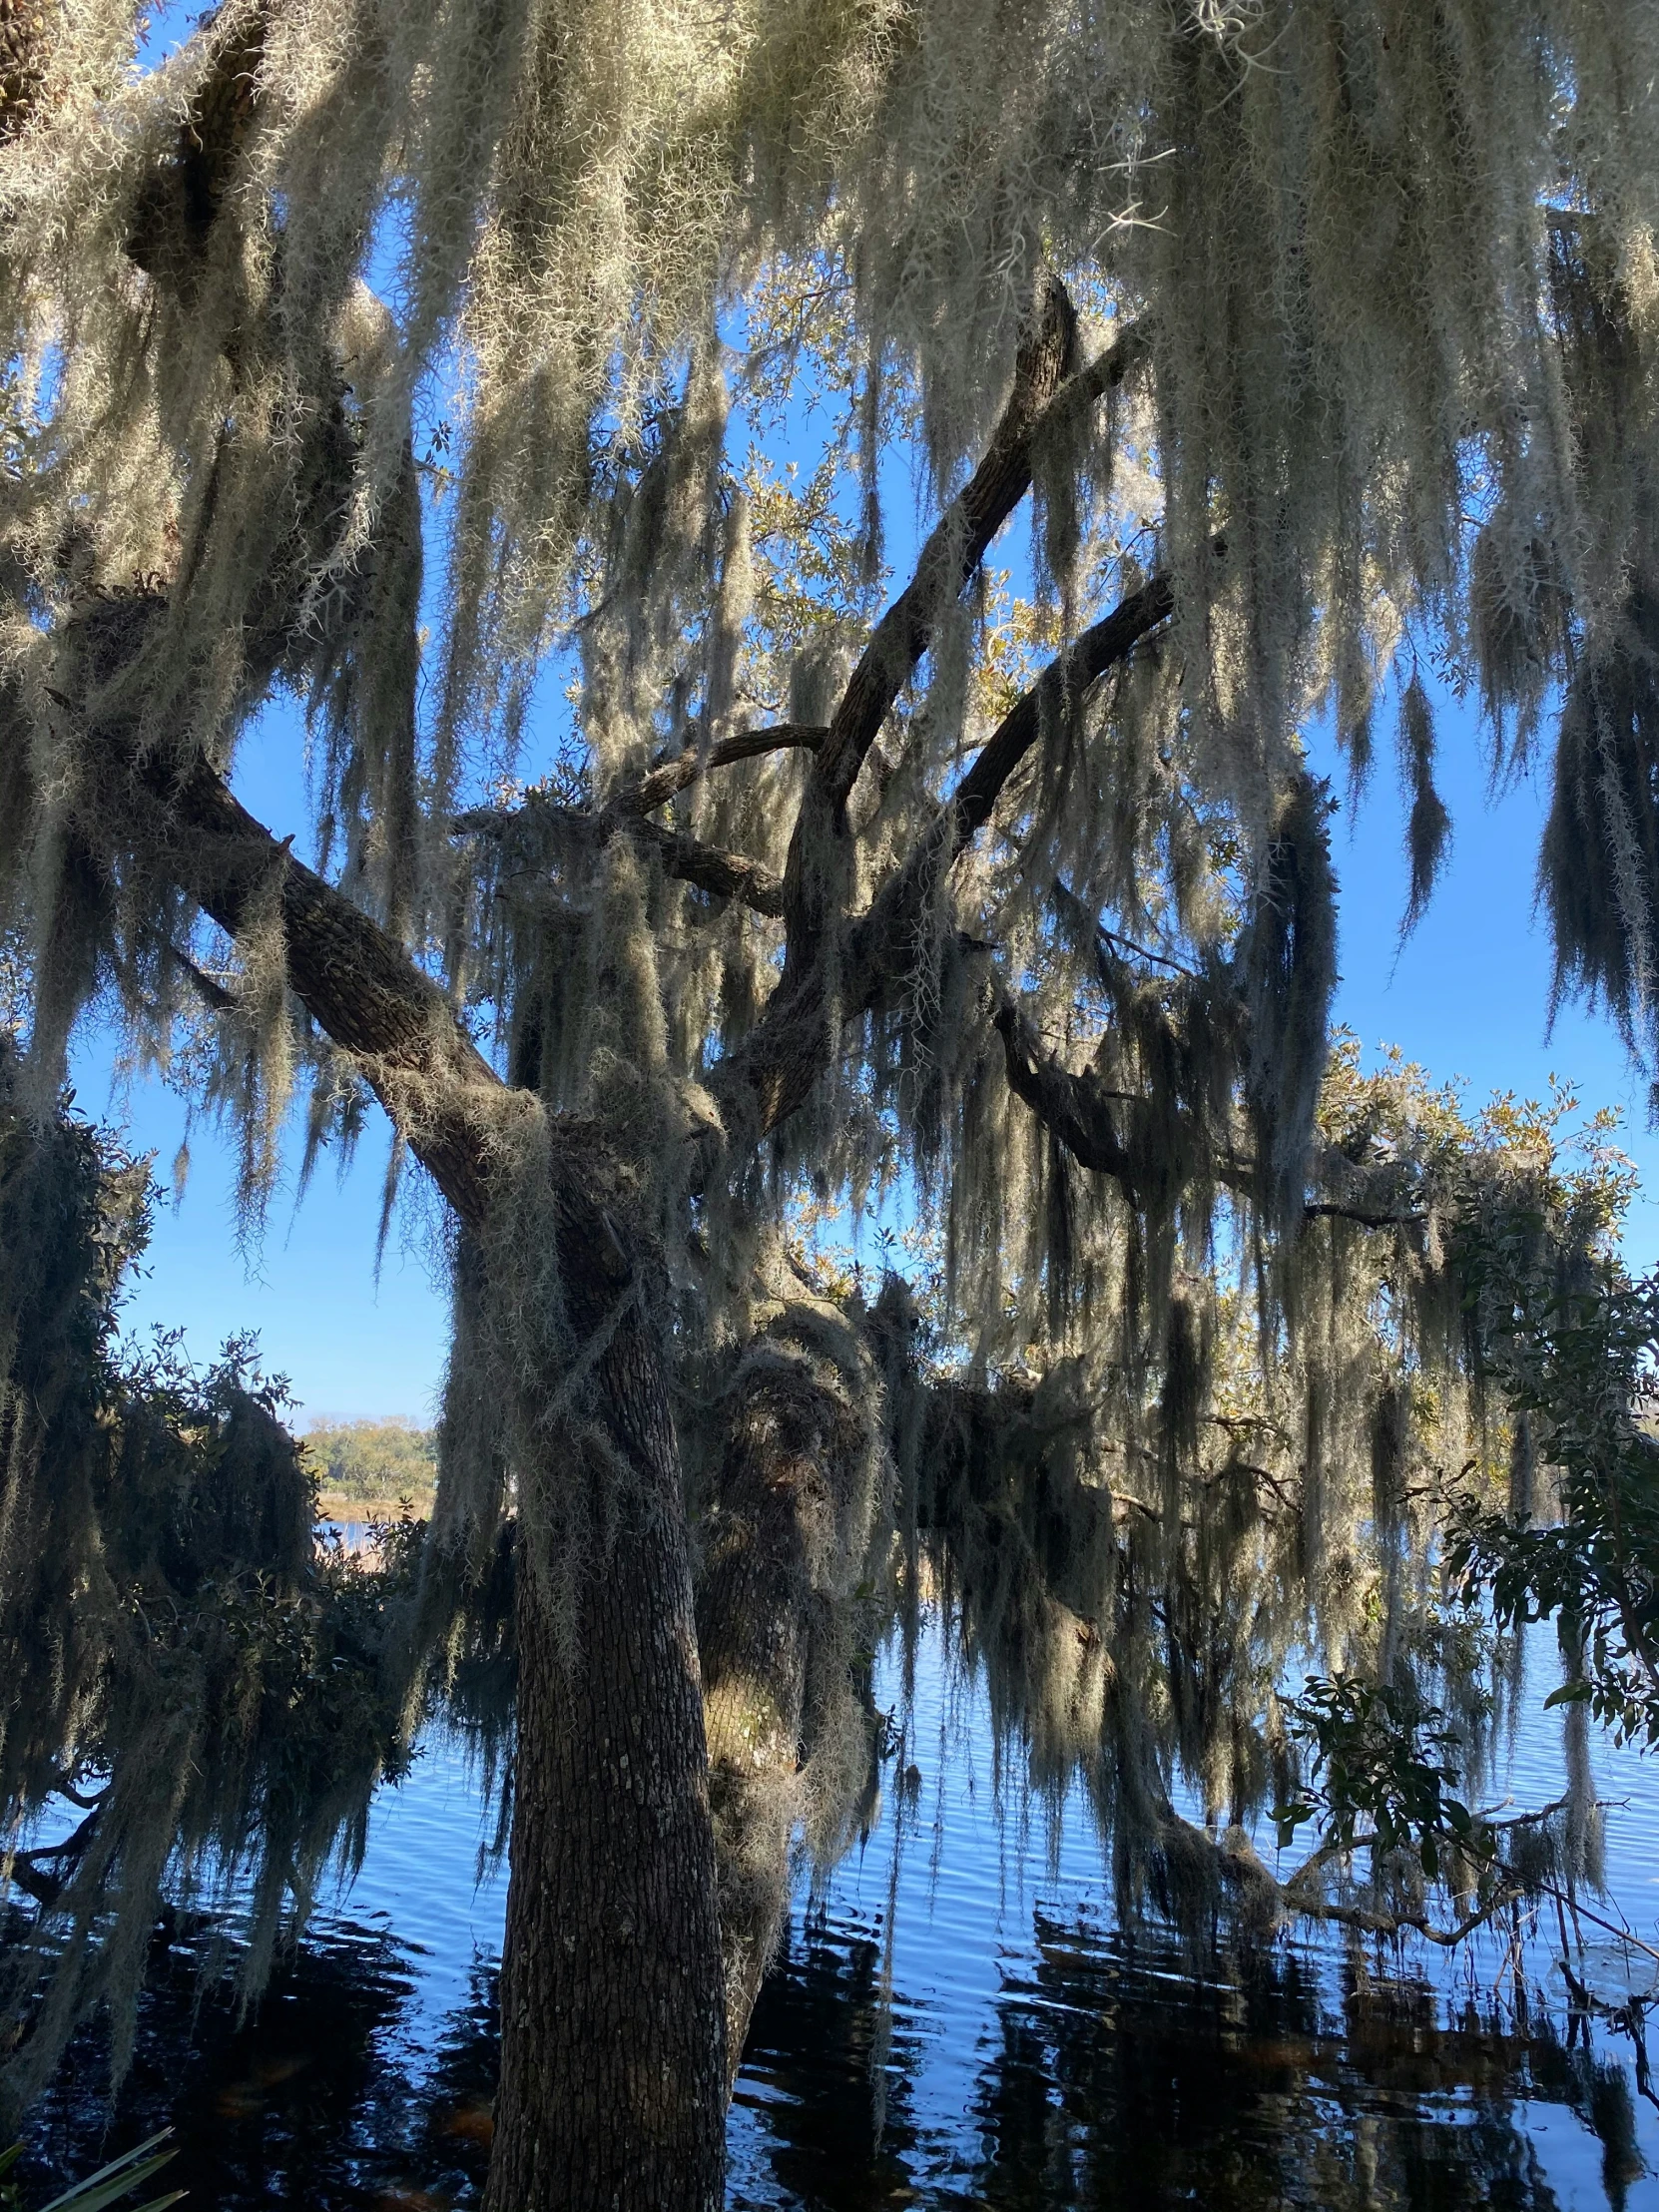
(779, 289), (1147, 986)
(816, 290), (1146, 815)
(101, 739), (509, 1227)
(845, 577), (1177, 1041)
(948, 575), (1175, 852)
(990, 992), (1134, 1185)
(634, 822), (784, 915)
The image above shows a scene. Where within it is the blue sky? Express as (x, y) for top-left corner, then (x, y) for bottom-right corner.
(1304, 700), (1659, 1268)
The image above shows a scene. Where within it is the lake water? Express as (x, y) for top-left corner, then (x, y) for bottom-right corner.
(15, 1610), (1659, 2210)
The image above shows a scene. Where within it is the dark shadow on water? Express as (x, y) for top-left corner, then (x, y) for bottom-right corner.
(9, 1902), (1654, 2209)
(732, 1903), (927, 2203)
(730, 1904), (1654, 2211)
(16, 1907), (500, 2211)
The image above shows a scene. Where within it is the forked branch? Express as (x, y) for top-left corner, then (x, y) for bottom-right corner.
(705, 567), (1177, 1150)
(813, 292), (1147, 817)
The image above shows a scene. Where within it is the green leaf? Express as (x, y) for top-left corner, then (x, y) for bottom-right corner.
(38, 2132), (180, 2212)
(1543, 1680), (1592, 1709)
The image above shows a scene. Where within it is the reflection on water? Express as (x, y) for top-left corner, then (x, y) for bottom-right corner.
(12, 1618), (1659, 2210)
(728, 1614), (1659, 2211)
(27, 1921), (498, 2210)
(737, 1909), (1652, 2209)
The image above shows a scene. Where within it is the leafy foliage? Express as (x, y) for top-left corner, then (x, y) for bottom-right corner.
(1449, 1222), (1659, 1747)
(305, 1418), (436, 1507)
(1273, 1672), (1493, 1881)
(0, 1042), (456, 2127)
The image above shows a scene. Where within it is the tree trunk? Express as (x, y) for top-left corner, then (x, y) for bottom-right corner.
(484, 1245), (728, 2212)
(91, 737), (730, 2210)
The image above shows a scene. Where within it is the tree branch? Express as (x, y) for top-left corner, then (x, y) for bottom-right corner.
(702, 569), (1174, 1154)
(1303, 1199), (1427, 1230)
(156, 934), (236, 1014)
(463, 797), (785, 918)
(779, 285), (1147, 984)
(457, 725), (829, 845)
(615, 723), (827, 817)
(990, 990), (1134, 1185)
(92, 735), (510, 1229)
(846, 573), (1178, 1027)
(630, 821), (784, 915)
(946, 574), (1175, 854)
(815, 294), (1146, 817)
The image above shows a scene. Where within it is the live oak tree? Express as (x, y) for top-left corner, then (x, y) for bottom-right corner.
(2, 4), (1659, 2207)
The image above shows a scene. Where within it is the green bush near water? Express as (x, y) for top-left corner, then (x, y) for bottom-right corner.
(305, 1417), (436, 1506)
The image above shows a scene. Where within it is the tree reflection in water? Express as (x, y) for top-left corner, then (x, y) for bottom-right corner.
(732, 1904), (1652, 2211)
(9, 1679), (1658, 2212)
(14, 1905), (500, 2211)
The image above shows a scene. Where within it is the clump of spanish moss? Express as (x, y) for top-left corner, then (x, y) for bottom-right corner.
(1542, 587), (1659, 1060)
(860, 1037), (1633, 1950)
(1396, 674), (1450, 936)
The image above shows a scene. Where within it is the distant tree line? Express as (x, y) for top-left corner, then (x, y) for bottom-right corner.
(304, 1419), (436, 1509)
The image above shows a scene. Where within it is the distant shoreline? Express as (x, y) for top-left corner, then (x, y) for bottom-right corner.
(316, 1488), (433, 1523)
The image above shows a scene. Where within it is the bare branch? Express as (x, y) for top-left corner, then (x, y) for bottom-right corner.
(779, 286), (1148, 985)
(461, 725), (829, 842)
(703, 568), (1174, 1154)
(849, 572), (1177, 1005)
(630, 822), (784, 915)
(1304, 1199), (1427, 1230)
(156, 935), (236, 1013)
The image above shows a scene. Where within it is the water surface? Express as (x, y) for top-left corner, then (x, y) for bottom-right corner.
(15, 1615), (1659, 2210)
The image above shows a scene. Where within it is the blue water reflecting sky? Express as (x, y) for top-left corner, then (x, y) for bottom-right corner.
(207, 1607), (1659, 2210)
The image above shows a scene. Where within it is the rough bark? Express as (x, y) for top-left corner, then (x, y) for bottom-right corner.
(488, 1192), (726, 2212)
(112, 734), (506, 1225)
